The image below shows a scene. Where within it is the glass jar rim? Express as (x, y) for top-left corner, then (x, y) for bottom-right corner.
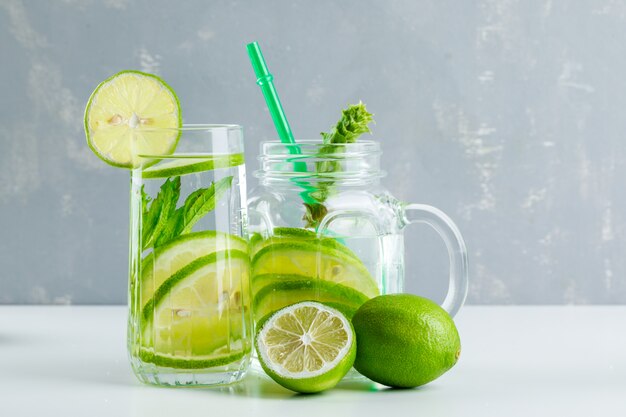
(259, 139), (381, 156)
(255, 139), (384, 183)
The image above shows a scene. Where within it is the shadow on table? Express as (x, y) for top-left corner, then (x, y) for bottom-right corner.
(37, 359), (436, 399)
(200, 370), (436, 399)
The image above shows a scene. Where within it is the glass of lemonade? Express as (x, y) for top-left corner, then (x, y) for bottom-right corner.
(248, 140), (468, 325)
(127, 125), (252, 386)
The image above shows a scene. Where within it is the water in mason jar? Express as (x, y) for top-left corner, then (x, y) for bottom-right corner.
(340, 233), (405, 294)
(128, 155), (251, 386)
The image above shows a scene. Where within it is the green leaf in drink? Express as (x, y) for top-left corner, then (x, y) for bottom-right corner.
(180, 176), (233, 234)
(141, 175), (234, 250)
(153, 207), (184, 248)
(142, 177), (181, 250)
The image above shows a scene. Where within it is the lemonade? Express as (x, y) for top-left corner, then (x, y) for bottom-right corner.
(84, 71), (252, 386)
(127, 129), (252, 386)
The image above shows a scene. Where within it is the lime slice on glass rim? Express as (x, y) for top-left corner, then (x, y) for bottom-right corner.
(84, 70), (182, 168)
(256, 301), (356, 393)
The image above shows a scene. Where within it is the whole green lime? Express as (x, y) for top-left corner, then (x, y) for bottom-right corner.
(352, 294), (461, 388)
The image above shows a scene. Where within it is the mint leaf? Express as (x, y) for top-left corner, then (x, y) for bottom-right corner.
(142, 177), (181, 250)
(141, 186), (151, 218)
(154, 207), (184, 247)
(140, 175), (234, 250)
(303, 203), (328, 229)
(180, 176), (233, 234)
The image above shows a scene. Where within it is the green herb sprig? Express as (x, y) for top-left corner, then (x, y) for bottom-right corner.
(303, 102), (374, 227)
(141, 176), (233, 250)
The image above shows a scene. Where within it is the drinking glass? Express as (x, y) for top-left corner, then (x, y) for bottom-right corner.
(127, 125), (252, 386)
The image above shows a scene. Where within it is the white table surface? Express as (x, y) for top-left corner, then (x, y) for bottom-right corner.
(1, 306), (624, 417)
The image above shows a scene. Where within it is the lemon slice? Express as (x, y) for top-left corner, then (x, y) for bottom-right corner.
(140, 250), (251, 369)
(249, 227), (361, 261)
(142, 153), (245, 178)
(84, 70), (182, 168)
(140, 231), (248, 310)
(251, 241), (379, 298)
(252, 274), (369, 320)
(256, 301), (356, 393)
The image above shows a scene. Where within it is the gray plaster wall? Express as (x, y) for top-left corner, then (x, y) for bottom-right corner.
(1, 0), (624, 305)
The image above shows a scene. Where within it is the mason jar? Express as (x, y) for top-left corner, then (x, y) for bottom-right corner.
(247, 140), (468, 326)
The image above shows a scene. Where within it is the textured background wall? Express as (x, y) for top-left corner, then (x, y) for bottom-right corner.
(1, 0), (625, 305)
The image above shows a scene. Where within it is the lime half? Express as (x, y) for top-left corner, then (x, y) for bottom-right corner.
(84, 70), (182, 168)
(256, 301), (356, 393)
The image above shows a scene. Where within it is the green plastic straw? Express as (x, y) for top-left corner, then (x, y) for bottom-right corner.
(247, 42), (314, 204)
(247, 42), (296, 147)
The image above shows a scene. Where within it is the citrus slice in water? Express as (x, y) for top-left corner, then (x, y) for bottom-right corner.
(142, 153), (245, 178)
(251, 241), (379, 298)
(140, 231), (247, 309)
(256, 301), (356, 393)
(252, 274), (369, 320)
(249, 227), (361, 261)
(84, 70), (181, 168)
(140, 250), (251, 369)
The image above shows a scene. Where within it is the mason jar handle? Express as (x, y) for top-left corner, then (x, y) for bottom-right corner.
(401, 203), (468, 317)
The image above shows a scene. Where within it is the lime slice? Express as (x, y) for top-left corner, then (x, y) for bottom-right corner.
(251, 241), (379, 298)
(142, 153), (245, 178)
(248, 232), (263, 254)
(256, 301), (356, 393)
(252, 274), (369, 320)
(84, 70), (182, 168)
(138, 347), (247, 369)
(140, 231), (247, 310)
(249, 227), (360, 261)
(140, 250), (251, 368)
